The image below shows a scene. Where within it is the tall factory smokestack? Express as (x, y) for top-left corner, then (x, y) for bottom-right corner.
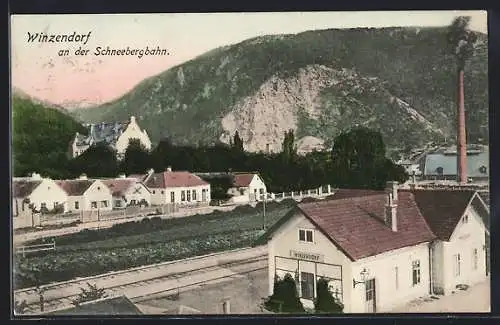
(457, 70), (468, 185)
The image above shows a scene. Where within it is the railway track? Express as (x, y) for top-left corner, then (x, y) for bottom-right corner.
(16, 249), (268, 314)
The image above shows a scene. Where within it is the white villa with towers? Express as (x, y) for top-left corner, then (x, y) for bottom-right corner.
(70, 116), (152, 160)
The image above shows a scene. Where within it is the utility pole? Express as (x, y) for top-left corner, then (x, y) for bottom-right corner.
(35, 285), (47, 313)
(263, 192), (267, 230)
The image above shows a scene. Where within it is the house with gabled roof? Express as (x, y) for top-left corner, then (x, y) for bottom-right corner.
(56, 175), (113, 213)
(133, 168), (211, 206)
(12, 173), (69, 228)
(228, 172), (267, 202)
(102, 175), (151, 209)
(256, 182), (489, 313)
(407, 189), (490, 295)
(71, 116), (152, 160)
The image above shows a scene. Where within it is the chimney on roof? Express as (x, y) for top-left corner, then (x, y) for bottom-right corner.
(130, 116), (136, 124)
(79, 174), (88, 180)
(147, 168), (154, 175)
(118, 173), (126, 178)
(384, 181), (398, 232)
(166, 166), (172, 172)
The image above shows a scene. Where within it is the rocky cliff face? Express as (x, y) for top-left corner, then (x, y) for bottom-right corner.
(74, 27), (488, 154)
(219, 65), (441, 153)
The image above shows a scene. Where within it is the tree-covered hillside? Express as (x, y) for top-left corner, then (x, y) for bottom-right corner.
(75, 27), (488, 152)
(12, 95), (87, 178)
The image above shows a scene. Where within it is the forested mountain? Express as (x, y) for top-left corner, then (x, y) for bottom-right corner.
(74, 27), (488, 154)
(12, 95), (87, 178)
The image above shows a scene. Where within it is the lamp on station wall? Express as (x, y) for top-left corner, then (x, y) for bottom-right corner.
(352, 268), (370, 288)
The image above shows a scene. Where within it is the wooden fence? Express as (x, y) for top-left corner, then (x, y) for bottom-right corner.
(267, 184), (335, 201)
(15, 242), (55, 257)
(37, 205), (179, 226)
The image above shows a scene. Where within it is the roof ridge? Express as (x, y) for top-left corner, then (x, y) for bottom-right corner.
(300, 192), (385, 207)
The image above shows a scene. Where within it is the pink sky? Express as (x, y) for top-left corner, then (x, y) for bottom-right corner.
(10, 11), (487, 109)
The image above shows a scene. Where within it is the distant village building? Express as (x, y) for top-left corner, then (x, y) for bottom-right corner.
(102, 175), (151, 209)
(12, 173), (69, 227)
(257, 182), (489, 313)
(56, 175), (113, 213)
(194, 171), (268, 204)
(131, 168), (211, 206)
(423, 149), (489, 182)
(228, 173), (267, 203)
(70, 116), (152, 160)
(396, 159), (422, 177)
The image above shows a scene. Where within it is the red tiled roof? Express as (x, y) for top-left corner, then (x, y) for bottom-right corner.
(402, 189), (476, 241)
(479, 192), (490, 206)
(297, 192), (436, 260)
(12, 180), (43, 198)
(102, 179), (136, 197)
(145, 171), (209, 188)
(233, 174), (255, 187)
(56, 180), (95, 196)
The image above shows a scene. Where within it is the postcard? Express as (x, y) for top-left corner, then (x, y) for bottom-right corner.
(11, 11), (489, 316)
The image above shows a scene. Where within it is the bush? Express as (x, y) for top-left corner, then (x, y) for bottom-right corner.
(263, 273), (304, 313)
(72, 282), (108, 306)
(314, 278), (344, 313)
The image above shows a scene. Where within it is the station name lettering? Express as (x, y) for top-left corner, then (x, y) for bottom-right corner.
(290, 250), (323, 262)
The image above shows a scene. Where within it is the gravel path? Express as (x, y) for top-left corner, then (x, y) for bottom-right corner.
(391, 278), (490, 313)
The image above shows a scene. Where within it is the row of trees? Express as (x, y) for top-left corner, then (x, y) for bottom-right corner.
(68, 127), (408, 193)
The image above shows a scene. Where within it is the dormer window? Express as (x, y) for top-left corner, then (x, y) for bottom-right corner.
(463, 215), (469, 224)
(436, 167), (444, 175)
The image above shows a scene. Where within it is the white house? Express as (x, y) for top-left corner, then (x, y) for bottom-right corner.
(102, 175), (151, 209)
(12, 173), (69, 228)
(228, 173), (267, 202)
(56, 175), (113, 212)
(407, 189), (490, 296)
(133, 168), (211, 206)
(71, 116), (152, 160)
(256, 182), (490, 313)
